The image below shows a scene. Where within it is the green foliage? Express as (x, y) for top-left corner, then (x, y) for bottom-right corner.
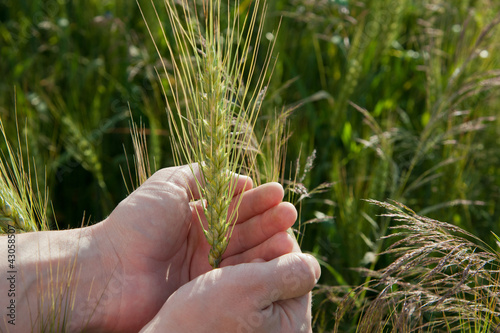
(2, 0), (500, 331)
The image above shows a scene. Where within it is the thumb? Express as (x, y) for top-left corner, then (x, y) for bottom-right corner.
(249, 253), (320, 305)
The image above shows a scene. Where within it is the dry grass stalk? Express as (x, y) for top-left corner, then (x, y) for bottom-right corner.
(35, 253), (81, 332)
(333, 200), (500, 332)
(122, 117), (156, 193)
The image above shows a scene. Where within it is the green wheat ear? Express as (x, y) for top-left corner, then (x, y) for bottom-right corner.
(0, 108), (51, 233)
(139, 0), (278, 268)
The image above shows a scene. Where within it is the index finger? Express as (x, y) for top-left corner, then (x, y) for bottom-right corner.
(168, 164), (253, 201)
(230, 182), (285, 224)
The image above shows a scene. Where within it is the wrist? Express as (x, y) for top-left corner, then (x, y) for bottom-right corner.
(67, 222), (122, 332)
(0, 225), (116, 332)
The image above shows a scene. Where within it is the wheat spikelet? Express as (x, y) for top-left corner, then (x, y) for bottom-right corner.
(0, 191), (27, 233)
(197, 44), (235, 267)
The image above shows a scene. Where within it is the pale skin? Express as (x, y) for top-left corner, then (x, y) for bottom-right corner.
(0, 164), (320, 332)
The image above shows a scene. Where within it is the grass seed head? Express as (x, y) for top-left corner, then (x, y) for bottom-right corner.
(139, 0), (275, 268)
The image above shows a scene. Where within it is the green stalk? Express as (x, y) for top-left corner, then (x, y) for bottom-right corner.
(0, 109), (49, 233)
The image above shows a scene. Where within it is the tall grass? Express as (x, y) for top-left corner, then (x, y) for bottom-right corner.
(0, 102), (85, 332)
(332, 200), (500, 332)
(266, 0), (500, 330)
(273, 0), (500, 274)
(0, 105), (50, 233)
(137, 0), (279, 267)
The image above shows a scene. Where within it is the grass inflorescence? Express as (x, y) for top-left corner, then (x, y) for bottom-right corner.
(331, 200), (500, 332)
(3, 0), (500, 331)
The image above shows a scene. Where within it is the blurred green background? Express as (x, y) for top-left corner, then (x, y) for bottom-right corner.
(1, 0), (500, 330)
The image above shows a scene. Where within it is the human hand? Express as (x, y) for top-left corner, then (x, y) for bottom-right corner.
(139, 253), (321, 333)
(87, 165), (298, 332)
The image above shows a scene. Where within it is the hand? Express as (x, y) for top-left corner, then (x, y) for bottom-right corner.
(88, 164), (299, 332)
(140, 253), (321, 333)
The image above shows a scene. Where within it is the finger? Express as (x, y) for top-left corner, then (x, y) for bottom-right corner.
(231, 182), (284, 224)
(231, 174), (254, 197)
(221, 231), (296, 266)
(224, 202), (297, 256)
(189, 177), (256, 230)
(248, 253), (320, 304)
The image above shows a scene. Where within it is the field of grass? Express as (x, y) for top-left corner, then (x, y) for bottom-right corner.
(2, 0), (500, 331)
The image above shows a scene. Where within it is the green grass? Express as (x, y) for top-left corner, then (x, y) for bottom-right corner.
(2, 0), (500, 331)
